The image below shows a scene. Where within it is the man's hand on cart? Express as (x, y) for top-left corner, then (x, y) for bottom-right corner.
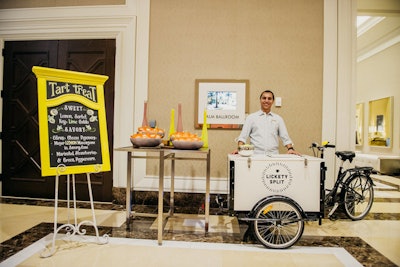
(231, 140), (245, 154)
(287, 148), (301, 156)
(286, 145), (301, 156)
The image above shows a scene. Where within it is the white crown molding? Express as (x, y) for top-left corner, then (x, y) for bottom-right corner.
(0, 1), (137, 20)
(0, 4), (136, 39)
(357, 26), (400, 62)
(357, 16), (385, 37)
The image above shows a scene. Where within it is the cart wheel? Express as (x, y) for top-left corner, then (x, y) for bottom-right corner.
(252, 198), (304, 249)
(341, 174), (374, 220)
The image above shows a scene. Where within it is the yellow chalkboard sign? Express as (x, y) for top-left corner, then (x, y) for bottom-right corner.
(32, 66), (111, 176)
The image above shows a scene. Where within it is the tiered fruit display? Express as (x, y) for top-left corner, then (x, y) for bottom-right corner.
(130, 126), (165, 147)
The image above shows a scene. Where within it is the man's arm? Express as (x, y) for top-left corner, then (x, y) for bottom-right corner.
(232, 113), (253, 154)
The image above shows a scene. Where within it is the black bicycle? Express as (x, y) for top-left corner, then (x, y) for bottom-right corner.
(310, 142), (375, 220)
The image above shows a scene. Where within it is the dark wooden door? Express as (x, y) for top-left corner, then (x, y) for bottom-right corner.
(2, 40), (115, 201)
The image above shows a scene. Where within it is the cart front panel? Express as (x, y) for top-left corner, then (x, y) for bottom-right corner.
(229, 154), (324, 213)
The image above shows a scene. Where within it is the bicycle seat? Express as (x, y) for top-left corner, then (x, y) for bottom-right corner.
(335, 151), (355, 162)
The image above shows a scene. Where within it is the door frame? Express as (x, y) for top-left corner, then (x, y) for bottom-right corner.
(0, 0), (150, 191)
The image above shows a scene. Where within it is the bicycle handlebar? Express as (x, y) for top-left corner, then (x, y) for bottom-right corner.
(310, 141), (335, 158)
(310, 141), (336, 150)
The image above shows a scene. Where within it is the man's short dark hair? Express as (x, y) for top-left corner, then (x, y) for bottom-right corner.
(260, 90), (275, 100)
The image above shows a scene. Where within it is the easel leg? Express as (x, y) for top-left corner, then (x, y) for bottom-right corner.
(84, 173), (109, 244)
(40, 174), (60, 258)
(41, 171), (108, 258)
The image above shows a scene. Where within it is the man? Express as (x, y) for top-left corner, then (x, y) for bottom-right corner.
(233, 90), (300, 155)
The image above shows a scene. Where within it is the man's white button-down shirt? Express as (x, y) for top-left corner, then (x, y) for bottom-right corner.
(237, 110), (293, 154)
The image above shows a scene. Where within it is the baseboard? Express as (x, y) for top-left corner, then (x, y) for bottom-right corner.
(133, 175), (229, 194)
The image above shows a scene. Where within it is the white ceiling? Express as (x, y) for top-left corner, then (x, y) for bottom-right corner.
(357, 0), (400, 62)
(357, 16), (400, 62)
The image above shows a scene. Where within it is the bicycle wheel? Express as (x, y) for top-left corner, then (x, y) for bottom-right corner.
(252, 198), (304, 249)
(342, 174), (374, 220)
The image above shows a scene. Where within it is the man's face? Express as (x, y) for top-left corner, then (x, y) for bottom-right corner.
(260, 92), (274, 112)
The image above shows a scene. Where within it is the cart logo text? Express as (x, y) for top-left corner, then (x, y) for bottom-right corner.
(261, 162), (293, 192)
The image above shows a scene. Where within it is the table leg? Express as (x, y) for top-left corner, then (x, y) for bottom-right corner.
(126, 151), (132, 228)
(205, 150), (211, 233)
(169, 154), (175, 216)
(158, 150), (165, 245)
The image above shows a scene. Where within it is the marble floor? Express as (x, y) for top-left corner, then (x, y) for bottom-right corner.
(0, 174), (399, 266)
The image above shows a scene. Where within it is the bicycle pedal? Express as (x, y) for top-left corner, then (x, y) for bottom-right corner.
(325, 199), (333, 206)
(327, 202), (339, 218)
(328, 214), (338, 221)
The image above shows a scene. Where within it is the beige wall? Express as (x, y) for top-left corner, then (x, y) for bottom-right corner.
(356, 0), (400, 155)
(147, 0), (323, 178)
(0, 0), (327, 188)
(1, 0), (395, 191)
(357, 42), (400, 154)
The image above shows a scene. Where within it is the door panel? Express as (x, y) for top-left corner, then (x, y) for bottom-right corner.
(2, 41), (58, 198)
(57, 39), (115, 201)
(2, 40), (115, 201)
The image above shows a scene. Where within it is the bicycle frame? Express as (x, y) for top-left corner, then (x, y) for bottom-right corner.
(311, 142), (375, 219)
(325, 162), (352, 217)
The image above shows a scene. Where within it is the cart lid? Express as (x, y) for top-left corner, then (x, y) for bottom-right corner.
(228, 154), (324, 162)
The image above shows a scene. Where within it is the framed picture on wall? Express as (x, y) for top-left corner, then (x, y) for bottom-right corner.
(368, 96), (393, 147)
(195, 79), (249, 129)
(355, 103), (363, 146)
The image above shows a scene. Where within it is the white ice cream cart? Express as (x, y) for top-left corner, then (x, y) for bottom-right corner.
(228, 154), (326, 249)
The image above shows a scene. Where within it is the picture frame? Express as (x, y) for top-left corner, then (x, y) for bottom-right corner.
(195, 79), (249, 129)
(368, 96), (393, 147)
(355, 103), (363, 146)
